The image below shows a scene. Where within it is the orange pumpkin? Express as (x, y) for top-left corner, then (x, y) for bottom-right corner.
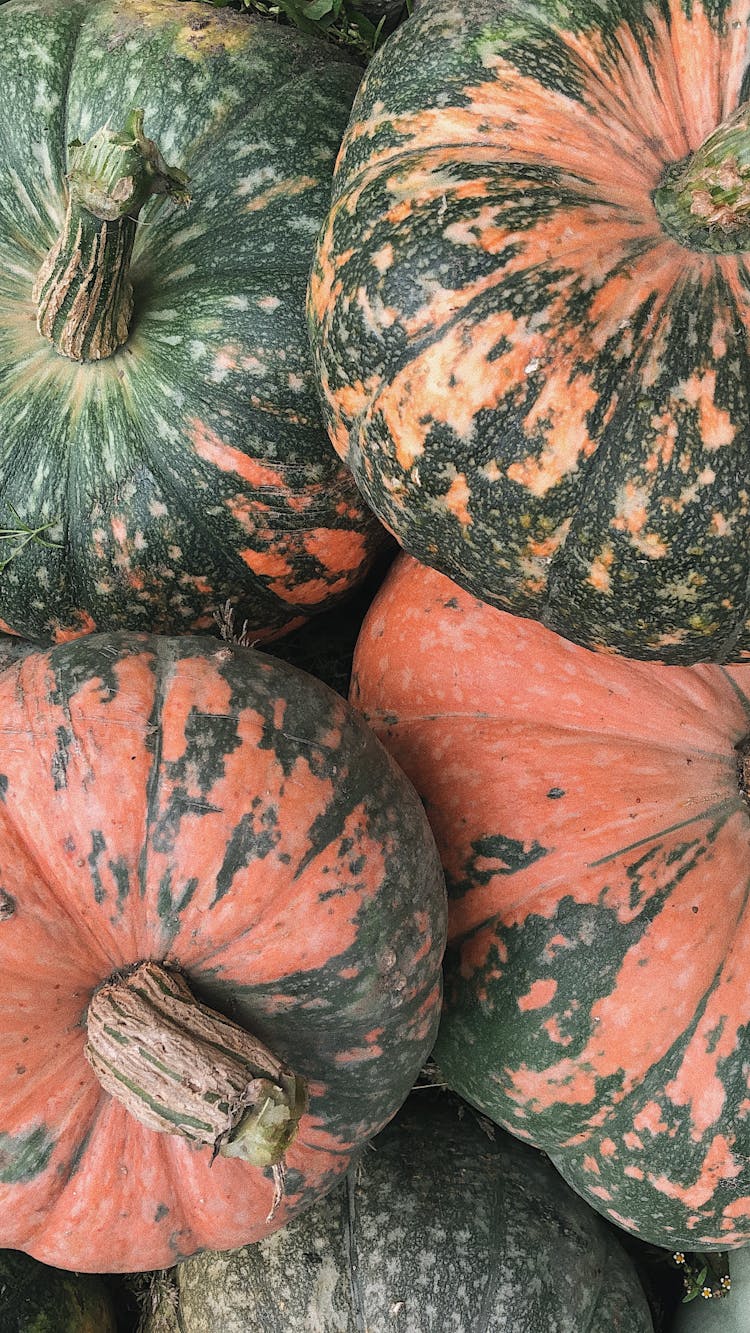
(351, 554), (750, 1250)
(0, 632), (446, 1272)
(309, 0), (750, 664)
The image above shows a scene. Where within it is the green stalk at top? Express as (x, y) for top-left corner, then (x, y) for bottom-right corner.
(34, 110), (190, 362)
(653, 101), (750, 254)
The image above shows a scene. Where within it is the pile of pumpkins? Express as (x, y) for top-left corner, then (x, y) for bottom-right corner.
(0, 0), (747, 1328)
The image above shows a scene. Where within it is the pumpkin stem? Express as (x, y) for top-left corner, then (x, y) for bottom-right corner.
(84, 960), (307, 1168)
(653, 102), (750, 254)
(33, 110), (190, 361)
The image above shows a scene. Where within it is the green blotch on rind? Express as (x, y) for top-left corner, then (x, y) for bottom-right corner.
(0, 1125), (55, 1184)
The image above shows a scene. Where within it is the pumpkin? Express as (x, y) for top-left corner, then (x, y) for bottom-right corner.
(141, 1094), (654, 1333)
(0, 0), (382, 644)
(350, 554), (750, 1250)
(0, 1249), (116, 1331)
(0, 631), (446, 1273)
(308, 0), (750, 666)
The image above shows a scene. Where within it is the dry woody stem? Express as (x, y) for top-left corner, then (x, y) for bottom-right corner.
(34, 109), (189, 361)
(85, 960), (307, 1168)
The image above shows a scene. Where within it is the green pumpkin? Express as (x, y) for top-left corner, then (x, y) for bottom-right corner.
(0, 1249), (116, 1331)
(0, 0), (381, 644)
(142, 1097), (654, 1332)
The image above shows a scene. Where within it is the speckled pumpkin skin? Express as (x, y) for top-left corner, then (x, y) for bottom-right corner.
(0, 632), (446, 1272)
(0, 0), (382, 644)
(350, 555), (750, 1250)
(309, 0), (750, 665)
(143, 1096), (654, 1333)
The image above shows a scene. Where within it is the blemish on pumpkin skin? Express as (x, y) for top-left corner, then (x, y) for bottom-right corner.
(588, 544), (614, 594)
(542, 1015), (573, 1046)
(632, 1102), (668, 1136)
(371, 243), (394, 274)
(588, 1184), (614, 1203)
(647, 1135), (743, 1211)
(243, 176), (319, 215)
(442, 473), (472, 526)
(302, 528), (369, 577)
(51, 612), (97, 644)
(517, 977), (557, 1012)
(723, 1196), (750, 1221)
(189, 418), (288, 490)
(676, 371), (735, 450)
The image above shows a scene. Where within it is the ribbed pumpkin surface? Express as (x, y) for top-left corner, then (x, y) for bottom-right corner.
(143, 1096), (654, 1332)
(0, 0), (381, 643)
(0, 633), (446, 1271)
(351, 555), (750, 1249)
(309, 0), (750, 664)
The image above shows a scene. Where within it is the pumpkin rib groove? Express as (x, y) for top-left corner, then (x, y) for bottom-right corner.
(51, 4), (86, 208)
(175, 63), (357, 190)
(720, 666), (750, 718)
(35, 1087), (110, 1204)
(364, 711), (738, 767)
(0, 777), (115, 973)
(447, 804), (738, 953)
(136, 637), (170, 926)
(535, 266), (681, 596)
(121, 415), (298, 626)
(536, 256), (709, 632)
(705, 264), (750, 661)
(344, 1159), (368, 1333)
(473, 1163), (504, 1332)
(586, 798), (736, 868)
(549, 871), (750, 1159)
(118, 367), (370, 626)
(579, 1233), (619, 1333)
(65, 391), (155, 624)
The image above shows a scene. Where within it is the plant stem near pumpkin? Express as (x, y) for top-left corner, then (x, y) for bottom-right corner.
(85, 960), (307, 1167)
(653, 102), (750, 254)
(0, 504), (62, 572)
(34, 110), (190, 362)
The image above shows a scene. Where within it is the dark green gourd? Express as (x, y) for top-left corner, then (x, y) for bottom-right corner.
(143, 1097), (654, 1332)
(0, 0), (381, 644)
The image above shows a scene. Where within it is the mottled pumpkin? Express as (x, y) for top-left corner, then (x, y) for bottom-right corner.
(142, 1095), (654, 1333)
(0, 632), (446, 1272)
(351, 554), (750, 1250)
(0, 0), (382, 643)
(309, 0), (750, 664)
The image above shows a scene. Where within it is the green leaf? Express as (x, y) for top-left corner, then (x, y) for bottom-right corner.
(304, 0), (335, 16)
